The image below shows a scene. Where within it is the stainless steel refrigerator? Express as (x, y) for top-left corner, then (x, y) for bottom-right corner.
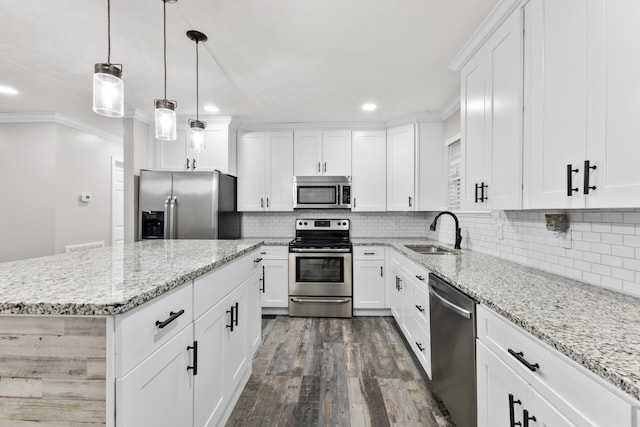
(138, 170), (241, 240)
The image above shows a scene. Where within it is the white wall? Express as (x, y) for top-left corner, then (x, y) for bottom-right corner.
(0, 121), (122, 262)
(123, 117), (151, 243)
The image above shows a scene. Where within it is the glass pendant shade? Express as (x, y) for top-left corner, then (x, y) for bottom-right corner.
(93, 63), (124, 117)
(155, 99), (177, 141)
(188, 120), (206, 152)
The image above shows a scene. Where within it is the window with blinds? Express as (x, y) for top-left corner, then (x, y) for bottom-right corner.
(447, 139), (461, 210)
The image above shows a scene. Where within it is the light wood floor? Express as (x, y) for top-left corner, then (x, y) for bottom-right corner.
(226, 316), (454, 427)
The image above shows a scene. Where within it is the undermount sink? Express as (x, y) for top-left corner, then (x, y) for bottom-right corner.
(404, 244), (461, 255)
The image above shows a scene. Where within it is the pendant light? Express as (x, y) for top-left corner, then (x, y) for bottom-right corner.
(187, 30), (208, 153)
(154, 0), (178, 141)
(93, 0), (124, 117)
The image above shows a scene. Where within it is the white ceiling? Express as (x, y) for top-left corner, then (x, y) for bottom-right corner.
(1, 0), (497, 128)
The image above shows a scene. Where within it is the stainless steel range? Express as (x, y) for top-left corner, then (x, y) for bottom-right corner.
(288, 218), (353, 318)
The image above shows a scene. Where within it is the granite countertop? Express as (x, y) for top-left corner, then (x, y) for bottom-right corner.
(0, 239), (262, 316)
(353, 238), (640, 402)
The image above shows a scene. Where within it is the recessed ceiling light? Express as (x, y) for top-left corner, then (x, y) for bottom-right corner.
(361, 103), (377, 111)
(0, 86), (18, 95)
(203, 105), (219, 113)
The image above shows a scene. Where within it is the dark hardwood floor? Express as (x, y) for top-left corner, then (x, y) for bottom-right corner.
(226, 316), (454, 427)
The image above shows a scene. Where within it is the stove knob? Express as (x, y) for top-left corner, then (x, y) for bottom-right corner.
(304, 222), (308, 226)
(298, 221), (302, 226)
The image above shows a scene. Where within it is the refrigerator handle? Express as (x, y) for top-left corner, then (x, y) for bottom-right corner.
(168, 196), (177, 239)
(163, 196), (171, 239)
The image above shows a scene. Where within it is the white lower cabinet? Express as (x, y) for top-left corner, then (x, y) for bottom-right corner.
(353, 247), (387, 311)
(477, 305), (639, 426)
(259, 246), (289, 310)
(116, 324), (195, 427)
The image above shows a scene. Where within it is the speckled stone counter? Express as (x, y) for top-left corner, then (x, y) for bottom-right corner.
(353, 238), (640, 402)
(0, 239), (262, 316)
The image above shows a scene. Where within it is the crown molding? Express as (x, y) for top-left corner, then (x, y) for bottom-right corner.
(384, 111), (440, 128)
(439, 94), (460, 121)
(237, 121), (387, 132)
(0, 112), (121, 143)
(448, 0), (523, 71)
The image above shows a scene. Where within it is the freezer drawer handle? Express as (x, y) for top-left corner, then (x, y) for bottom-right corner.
(187, 341), (198, 376)
(155, 309), (185, 329)
(428, 286), (471, 319)
(290, 297), (350, 304)
(508, 349), (540, 372)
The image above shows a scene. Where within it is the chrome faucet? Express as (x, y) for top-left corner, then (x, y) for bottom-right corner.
(429, 211), (462, 249)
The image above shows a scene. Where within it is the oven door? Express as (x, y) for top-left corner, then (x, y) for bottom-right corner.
(288, 252), (352, 297)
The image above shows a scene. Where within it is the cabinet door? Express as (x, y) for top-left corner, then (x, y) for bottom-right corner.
(386, 124), (415, 211)
(194, 300), (228, 427)
(352, 130), (386, 211)
(261, 259), (289, 308)
(353, 260), (386, 309)
(390, 264), (403, 321)
(477, 341), (531, 427)
(247, 268), (262, 356)
(156, 130), (188, 171)
(460, 51), (488, 209)
(224, 281), (251, 400)
(238, 132), (267, 211)
(322, 130), (352, 176)
(293, 130), (322, 175)
(585, 0), (640, 207)
(194, 127), (229, 173)
(486, 10), (523, 210)
(116, 325), (194, 427)
(266, 132), (294, 211)
(523, 0), (587, 209)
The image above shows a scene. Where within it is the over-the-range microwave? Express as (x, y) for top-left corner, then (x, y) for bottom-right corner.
(293, 176), (351, 209)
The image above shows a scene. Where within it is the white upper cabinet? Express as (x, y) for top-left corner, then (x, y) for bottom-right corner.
(523, 0), (640, 208)
(351, 130), (386, 211)
(460, 9), (523, 210)
(386, 124), (416, 211)
(237, 131), (294, 212)
(293, 130), (351, 176)
(154, 118), (235, 173)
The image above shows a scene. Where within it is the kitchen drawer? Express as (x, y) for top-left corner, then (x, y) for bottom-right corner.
(413, 282), (430, 329)
(412, 318), (432, 379)
(354, 246), (385, 260)
(258, 245), (289, 260)
(194, 250), (260, 318)
(477, 305), (638, 426)
(115, 282), (193, 377)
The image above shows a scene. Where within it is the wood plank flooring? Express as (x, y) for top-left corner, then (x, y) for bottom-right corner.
(227, 316), (454, 427)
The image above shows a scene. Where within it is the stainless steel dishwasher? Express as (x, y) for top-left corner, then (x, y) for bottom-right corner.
(429, 273), (476, 427)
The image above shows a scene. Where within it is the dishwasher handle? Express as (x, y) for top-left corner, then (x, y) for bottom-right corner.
(429, 285), (472, 319)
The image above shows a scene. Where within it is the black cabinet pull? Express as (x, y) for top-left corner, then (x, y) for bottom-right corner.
(475, 183), (479, 203)
(508, 348), (540, 372)
(415, 304), (425, 313)
(481, 182), (488, 201)
(583, 160), (597, 194)
(415, 274), (425, 281)
(380, 266), (383, 277)
(523, 409), (536, 427)
(364, 252), (376, 255)
(254, 257), (263, 263)
(186, 158), (190, 170)
(260, 265), (265, 293)
(567, 164), (579, 196)
(508, 394), (522, 427)
(234, 302), (239, 327)
(226, 306), (234, 332)
(187, 341), (198, 375)
(408, 196), (412, 207)
(192, 158), (196, 170)
(155, 309), (185, 329)
(415, 342), (425, 352)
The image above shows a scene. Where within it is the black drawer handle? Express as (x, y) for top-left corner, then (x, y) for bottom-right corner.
(415, 275), (425, 281)
(523, 409), (536, 427)
(415, 342), (425, 352)
(234, 302), (239, 327)
(415, 304), (425, 313)
(155, 309), (185, 329)
(187, 341), (198, 375)
(508, 393), (521, 427)
(254, 257), (263, 263)
(508, 348), (540, 372)
(226, 306), (234, 332)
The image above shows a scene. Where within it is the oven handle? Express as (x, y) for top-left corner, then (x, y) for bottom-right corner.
(290, 298), (351, 304)
(289, 248), (352, 253)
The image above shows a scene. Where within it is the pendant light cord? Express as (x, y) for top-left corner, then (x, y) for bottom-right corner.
(107, 0), (111, 64)
(163, 0), (167, 99)
(195, 40), (200, 121)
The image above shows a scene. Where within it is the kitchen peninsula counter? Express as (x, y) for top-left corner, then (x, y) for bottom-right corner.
(354, 238), (640, 403)
(0, 239), (263, 316)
